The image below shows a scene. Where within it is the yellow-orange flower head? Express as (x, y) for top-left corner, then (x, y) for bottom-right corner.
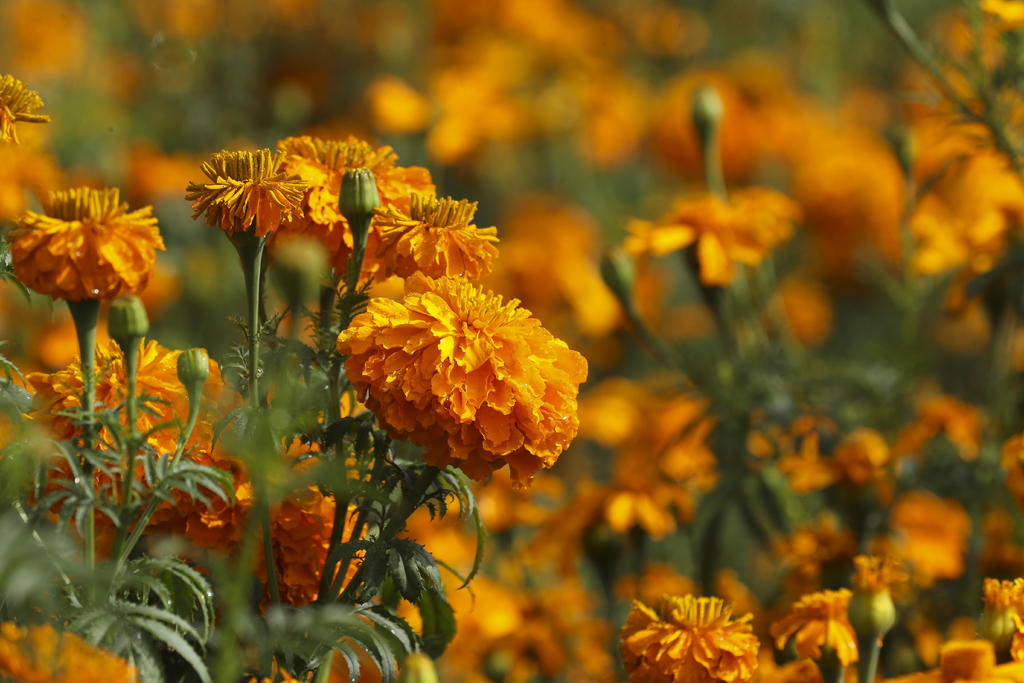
(620, 595), (760, 683)
(338, 272), (588, 484)
(376, 192), (499, 279)
(276, 135), (434, 275)
(853, 555), (907, 594)
(0, 621), (138, 683)
(10, 188), (164, 301)
(771, 589), (858, 666)
(624, 187), (800, 286)
(0, 74), (50, 144)
(185, 149), (308, 237)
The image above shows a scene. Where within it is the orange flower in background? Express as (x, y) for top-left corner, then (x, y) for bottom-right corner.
(339, 272), (587, 484)
(185, 149), (308, 237)
(10, 187), (164, 301)
(0, 144), (60, 223)
(0, 621), (138, 683)
(375, 192), (499, 280)
(0, 74), (50, 144)
(771, 589), (858, 666)
(833, 428), (890, 488)
(893, 394), (984, 461)
(624, 187), (800, 286)
(777, 276), (833, 347)
(486, 197), (620, 339)
(1003, 435), (1024, 512)
(365, 75), (431, 134)
(983, 0), (1024, 31)
(258, 485), (361, 607)
(887, 640), (1024, 683)
(853, 554), (907, 594)
(615, 563), (698, 607)
(889, 491), (970, 585)
(620, 595), (760, 683)
(276, 135), (434, 275)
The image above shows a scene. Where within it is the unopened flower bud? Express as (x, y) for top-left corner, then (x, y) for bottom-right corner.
(177, 348), (210, 398)
(980, 607), (1017, 654)
(848, 588), (897, 641)
(107, 295), (149, 351)
(339, 168), (380, 223)
(692, 84), (724, 146)
(398, 653), (439, 683)
(273, 236), (327, 305)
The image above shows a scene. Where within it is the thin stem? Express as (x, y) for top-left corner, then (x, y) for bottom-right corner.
(857, 635), (881, 683)
(259, 482), (281, 605)
(233, 230), (269, 407)
(110, 336), (142, 563)
(312, 651), (335, 683)
(67, 298), (100, 572)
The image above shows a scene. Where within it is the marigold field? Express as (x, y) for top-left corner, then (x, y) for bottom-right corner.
(8, 1), (1024, 682)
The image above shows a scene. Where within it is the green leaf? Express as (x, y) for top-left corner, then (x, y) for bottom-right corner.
(130, 616), (211, 683)
(417, 589), (456, 658)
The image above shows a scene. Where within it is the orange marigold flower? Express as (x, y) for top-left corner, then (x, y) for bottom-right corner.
(890, 491), (971, 585)
(0, 621), (138, 683)
(0, 74), (50, 144)
(624, 187), (800, 286)
(853, 555), (906, 593)
(10, 187), (164, 301)
(276, 135), (434, 275)
(983, 0), (1024, 31)
(620, 595), (760, 683)
(375, 192), (499, 279)
(886, 639), (1024, 683)
(338, 272), (588, 484)
(771, 589), (858, 666)
(185, 149), (307, 237)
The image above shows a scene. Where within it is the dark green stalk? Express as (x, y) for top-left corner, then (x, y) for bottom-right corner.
(857, 636), (881, 683)
(67, 297), (100, 571)
(110, 336), (142, 563)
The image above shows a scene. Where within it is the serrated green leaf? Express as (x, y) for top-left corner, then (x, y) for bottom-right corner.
(130, 616), (211, 683)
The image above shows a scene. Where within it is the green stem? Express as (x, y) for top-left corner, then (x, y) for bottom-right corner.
(259, 480), (281, 605)
(233, 230), (269, 407)
(857, 636), (881, 683)
(312, 651), (335, 683)
(67, 298), (100, 572)
(317, 494), (351, 604)
(110, 336), (142, 563)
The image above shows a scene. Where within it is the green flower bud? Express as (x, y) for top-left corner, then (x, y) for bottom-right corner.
(398, 653), (439, 683)
(339, 167), (380, 223)
(692, 84), (724, 146)
(177, 347), (210, 397)
(848, 589), (897, 641)
(272, 236), (327, 305)
(107, 295), (149, 351)
(980, 607), (1017, 654)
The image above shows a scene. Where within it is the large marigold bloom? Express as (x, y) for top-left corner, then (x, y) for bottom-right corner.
(0, 621), (138, 683)
(771, 589), (858, 666)
(185, 149), (307, 237)
(10, 188), (164, 301)
(620, 595), (760, 683)
(276, 135), (434, 275)
(375, 192), (499, 279)
(624, 187), (800, 286)
(338, 272), (588, 484)
(0, 74), (50, 144)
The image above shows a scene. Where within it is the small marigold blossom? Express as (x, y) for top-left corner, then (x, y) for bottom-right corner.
(623, 187), (800, 286)
(338, 272), (588, 484)
(0, 74), (50, 144)
(375, 192), (499, 279)
(0, 621), (138, 683)
(620, 595), (759, 683)
(276, 135), (434, 275)
(853, 555), (907, 593)
(771, 589), (859, 666)
(9, 187), (164, 302)
(185, 149), (307, 237)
